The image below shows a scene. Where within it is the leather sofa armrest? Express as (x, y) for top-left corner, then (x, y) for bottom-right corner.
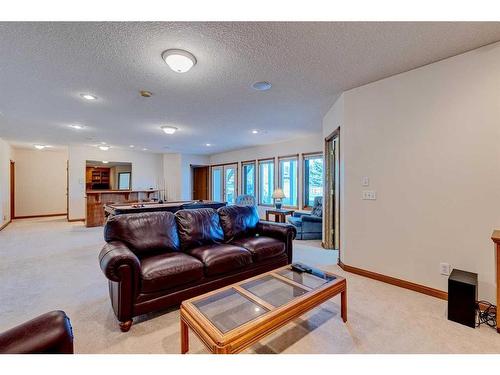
(99, 241), (141, 282)
(302, 215), (322, 223)
(0, 310), (74, 354)
(256, 221), (296, 263)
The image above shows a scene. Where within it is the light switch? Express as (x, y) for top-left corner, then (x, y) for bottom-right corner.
(362, 190), (376, 200)
(362, 176), (370, 187)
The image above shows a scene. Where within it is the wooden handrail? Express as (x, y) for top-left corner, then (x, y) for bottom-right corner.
(491, 230), (500, 333)
(491, 230), (500, 244)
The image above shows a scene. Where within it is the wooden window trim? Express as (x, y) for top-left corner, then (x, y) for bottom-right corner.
(241, 160), (256, 197)
(303, 153), (324, 209)
(258, 158), (275, 206)
(278, 155), (299, 209)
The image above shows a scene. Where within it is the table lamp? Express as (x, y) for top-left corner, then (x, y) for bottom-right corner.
(272, 188), (286, 209)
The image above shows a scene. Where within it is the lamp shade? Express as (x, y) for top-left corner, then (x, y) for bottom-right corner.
(272, 188), (286, 199)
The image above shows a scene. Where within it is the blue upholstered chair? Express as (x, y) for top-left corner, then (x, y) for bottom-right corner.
(287, 196), (323, 240)
(235, 194), (256, 206)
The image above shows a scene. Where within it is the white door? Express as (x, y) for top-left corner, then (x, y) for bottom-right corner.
(223, 164), (237, 204)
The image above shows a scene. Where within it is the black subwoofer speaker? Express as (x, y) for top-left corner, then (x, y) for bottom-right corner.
(448, 269), (478, 328)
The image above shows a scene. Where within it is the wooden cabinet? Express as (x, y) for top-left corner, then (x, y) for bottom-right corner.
(86, 167), (110, 190)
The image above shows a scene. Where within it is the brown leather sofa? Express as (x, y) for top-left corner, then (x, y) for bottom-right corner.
(0, 311), (74, 354)
(99, 205), (296, 331)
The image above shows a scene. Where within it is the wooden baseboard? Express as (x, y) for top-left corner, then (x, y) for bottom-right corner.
(67, 218), (85, 222)
(0, 220), (11, 232)
(338, 261), (496, 312)
(14, 213), (68, 219)
(338, 260), (448, 300)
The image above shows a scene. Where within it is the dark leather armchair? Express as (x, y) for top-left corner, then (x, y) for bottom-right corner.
(99, 206), (296, 331)
(288, 196), (323, 240)
(0, 311), (74, 354)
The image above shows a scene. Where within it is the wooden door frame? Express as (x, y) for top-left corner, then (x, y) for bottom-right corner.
(10, 160), (15, 220)
(191, 165), (210, 200)
(323, 127), (340, 254)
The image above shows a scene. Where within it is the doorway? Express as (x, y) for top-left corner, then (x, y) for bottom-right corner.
(192, 165), (209, 200)
(324, 128), (340, 250)
(211, 163), (238, 204)
(10, 161), (15, 220)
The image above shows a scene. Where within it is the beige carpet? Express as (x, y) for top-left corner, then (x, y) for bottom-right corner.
(1, 217), (499, 353)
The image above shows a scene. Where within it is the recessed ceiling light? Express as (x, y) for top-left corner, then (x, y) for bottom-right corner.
(102, 161), (109, 164)
(68, 124), (84, 130)
(99, 145), (109, 151)
(142, 148), (148, 151)
(251, 81), (272, 91)
(80, 93), (97, 101)
(161, 126), (178, 134)
(100, 142), (107, 144)
(34, 144), (48, 150)
(162, 49), (197, 73)
(129, 145), (135, 148)
(205, 143), (212, 147)
(252, 130), (259, 134)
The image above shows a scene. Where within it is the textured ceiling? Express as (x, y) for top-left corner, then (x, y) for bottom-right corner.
(1, 22), (500, 154)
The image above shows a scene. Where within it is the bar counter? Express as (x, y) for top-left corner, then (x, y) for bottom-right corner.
(85, 189), (159, 227)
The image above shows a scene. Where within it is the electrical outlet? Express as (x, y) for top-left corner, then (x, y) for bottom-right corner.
(362, 176), (370, 187)
(362, 190), (376, 200)
(440, 262), (451, 276)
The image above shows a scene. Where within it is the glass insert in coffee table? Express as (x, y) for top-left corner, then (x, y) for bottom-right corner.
(180, 264), (346, 354)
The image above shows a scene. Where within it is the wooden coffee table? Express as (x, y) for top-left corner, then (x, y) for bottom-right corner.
(180, 264), (347, 354)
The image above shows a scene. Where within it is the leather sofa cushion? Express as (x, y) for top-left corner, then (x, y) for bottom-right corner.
(231, 236), (285, 262)
(105, 212), (180, 255)
(218, 205), (259, 241)
(140, 253), (204, 293)
(187, 244), (253, 277)
(175, 208), (224, 251)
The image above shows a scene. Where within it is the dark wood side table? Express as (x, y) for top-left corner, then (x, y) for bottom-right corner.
(265, 209), (295, 223)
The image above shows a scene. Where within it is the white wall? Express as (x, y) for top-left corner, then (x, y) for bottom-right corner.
(323, 42), (500, 301)
(181, 154), (210, 200)
(68, 145), (163, 220)
(162, 153), (209, 201)
(13, 148), (68, 217)
(209, 134), (323, 216)
(0, 138), (13, 226)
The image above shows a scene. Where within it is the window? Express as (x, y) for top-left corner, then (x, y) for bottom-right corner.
(211, 167), (223, 201)
(303, 153), (324, 208)
(278, 156), (298, 207)
(242, 161), (256, 197)
(118, 172), (131, 190)
(258, 159), (274, 205)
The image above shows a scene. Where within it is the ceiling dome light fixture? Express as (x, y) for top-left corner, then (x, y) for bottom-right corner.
(102, 161), (109, 164)
(205, 143), (212, 147)
(99, 145), (110, 151)
(68, 124), (84, 130)
(140, 90), (153, 98)
(80, 93), (97, 101)
(252, 129), (259, 134)
(34, 144), (48, 150)
(161, 126), (178, 134)
(162, 49), (197, 73)
(251, 81), (272, 91)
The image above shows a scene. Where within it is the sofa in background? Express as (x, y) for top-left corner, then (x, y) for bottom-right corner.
(99, 205), (296, 331)
(235, 194), (256, 206)
(0, 310), (74, 354)
(287, 196), (323, 240)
